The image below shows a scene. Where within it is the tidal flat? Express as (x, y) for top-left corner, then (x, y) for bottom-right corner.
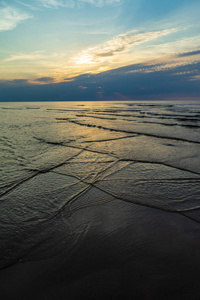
(0, 101), (200, 299)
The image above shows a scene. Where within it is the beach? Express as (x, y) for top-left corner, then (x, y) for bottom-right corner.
(0, 101), (200, 299)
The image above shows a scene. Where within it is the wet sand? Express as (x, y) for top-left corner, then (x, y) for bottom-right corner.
(1, 199), (200, 300)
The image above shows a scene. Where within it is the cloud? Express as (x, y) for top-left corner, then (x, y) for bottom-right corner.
(177, 49), (200, 58)
(0, 5), (32, 32)
(1, 58), (200, 101)
(15, 1), (40, 11)
(0, 78), (29, 86)
(10, 79), (29, 84)
(121, 49), (200, 75)
(38, 0), (121, 8)
(79, 0), (121, 7)
(35, 76), (54, 81)
(4, 51), (45, 62)
(189, 75), (200, 81)
(73, 28), (177, 64)
(33, 77), (56, 83)
(127, 60), (200, 75)
(38, 0), (74, 8)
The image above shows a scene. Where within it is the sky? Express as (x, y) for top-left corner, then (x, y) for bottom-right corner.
(0, 0), (200, 101)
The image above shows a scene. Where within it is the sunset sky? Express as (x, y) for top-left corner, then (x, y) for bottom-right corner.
(0, 0), (200, 101)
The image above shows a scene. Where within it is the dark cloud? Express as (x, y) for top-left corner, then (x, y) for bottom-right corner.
(34, 77), (55, 82)
(95, 45), (126, 58)
(64, 78), (75, 81)
(11, 79), (29, 83)
(10, 79), (30, 85)
(177, 49), (200, 58)
(0, 59), (200, 101)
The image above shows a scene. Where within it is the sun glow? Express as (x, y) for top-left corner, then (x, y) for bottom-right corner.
(73, 54), (95, 65)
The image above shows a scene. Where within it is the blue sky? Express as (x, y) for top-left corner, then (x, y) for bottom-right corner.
(0, 0), (200, 100)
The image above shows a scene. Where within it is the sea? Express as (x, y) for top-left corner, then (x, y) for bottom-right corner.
(0, 100), (200, 299)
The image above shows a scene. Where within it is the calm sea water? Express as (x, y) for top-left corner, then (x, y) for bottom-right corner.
(1, 101), (200, 299)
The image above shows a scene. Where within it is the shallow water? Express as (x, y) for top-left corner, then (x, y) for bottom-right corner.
(0, 101), (200, 299)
